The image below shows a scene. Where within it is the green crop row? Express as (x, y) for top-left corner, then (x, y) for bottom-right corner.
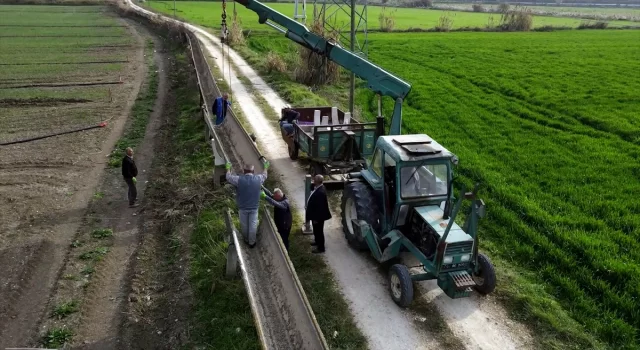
(352, 31), (640, 349)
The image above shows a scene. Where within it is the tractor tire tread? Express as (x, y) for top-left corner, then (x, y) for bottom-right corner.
(341, 182), (380, 251)
(474, 253), (496, 295)
(389, 264), (414, 308)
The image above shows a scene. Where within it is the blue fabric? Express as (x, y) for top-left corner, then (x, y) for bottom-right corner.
(238, 209), (259, 245)
(280, 121), (294, 135)
(213, 97), (231, 125)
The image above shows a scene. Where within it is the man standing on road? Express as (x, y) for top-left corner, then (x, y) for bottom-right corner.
(225, 160), (269, 248)
(305, 175), (331, 254)
(121, 147), (138, 208)
(212, 92), (231, 125)
(262, 187), (292, 252)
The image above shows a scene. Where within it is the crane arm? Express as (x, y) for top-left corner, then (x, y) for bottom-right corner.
(234, 0), (411, 135)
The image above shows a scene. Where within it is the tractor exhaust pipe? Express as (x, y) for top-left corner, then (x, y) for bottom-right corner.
(376, 116), (385, 137)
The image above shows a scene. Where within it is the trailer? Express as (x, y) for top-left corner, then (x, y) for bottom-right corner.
(280, 106), (383, 176)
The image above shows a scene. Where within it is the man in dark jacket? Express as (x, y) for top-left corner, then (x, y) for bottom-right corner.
(212, 93), (231, 125)
(305, 175), (332, 253)
(262, 187), (292, 252)
(121, 147), (138, 208)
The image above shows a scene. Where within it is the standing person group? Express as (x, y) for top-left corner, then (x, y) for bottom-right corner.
(262, 187), (292, 252)
(305, 175), (331, 254)
(121, 147), (138, 208)
(213, 92), (231, 125)
(225, 159), (269, 248)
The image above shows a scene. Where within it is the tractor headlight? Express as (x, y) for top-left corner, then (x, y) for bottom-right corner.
(443, 256), (453, 264)
(460, 254), (471, 262)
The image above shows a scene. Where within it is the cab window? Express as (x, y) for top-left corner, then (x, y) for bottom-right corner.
(371, 149), (383, 177)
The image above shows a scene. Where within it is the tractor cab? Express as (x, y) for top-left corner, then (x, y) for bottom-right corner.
(361, 134), (460, 233)
(340, 134), (496, 306)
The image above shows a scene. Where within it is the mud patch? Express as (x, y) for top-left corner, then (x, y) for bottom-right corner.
(1, 81), (123, 89)
(0, 97), (92, 107)
(0, 60), (128, 65)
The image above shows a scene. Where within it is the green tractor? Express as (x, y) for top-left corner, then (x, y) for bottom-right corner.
(339, 134), (496, 307)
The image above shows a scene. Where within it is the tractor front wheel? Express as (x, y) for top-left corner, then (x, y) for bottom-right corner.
(472, 253), (496, 295)
(341, 182), (380, 251)
(389, 264), (414, 308)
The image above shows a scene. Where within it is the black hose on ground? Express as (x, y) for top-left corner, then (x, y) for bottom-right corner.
(0, 122), (108, 146)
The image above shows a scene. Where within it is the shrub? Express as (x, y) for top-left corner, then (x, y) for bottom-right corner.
(435, 13), (454, 32)
(472, 3), (485, 12)
(228, 6), (245, 46)
(293, 6), (340, 86)
(91, 228), (113, 239)
(498, 3), (510, 13)
(265, 51), (287, 73)
(378, 6), (397, 32)
(51, 300), (79, 319)
(42, 327), (73, 348)
(499, 6), (533, 31)
(407, 0), (433, 7)
(577, 21), (609, 29)
(487, 14), (497, 29)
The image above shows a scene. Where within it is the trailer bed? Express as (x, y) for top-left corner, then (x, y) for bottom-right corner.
(281, 106), (381, 174)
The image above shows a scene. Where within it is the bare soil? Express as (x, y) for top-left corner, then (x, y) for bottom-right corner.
(0, 13), (146, 348)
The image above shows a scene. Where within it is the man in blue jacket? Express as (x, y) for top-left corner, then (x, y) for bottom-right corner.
(262, 187), (292, 252)
(212, 93), (231, 125)
(225, 160), (269, 248)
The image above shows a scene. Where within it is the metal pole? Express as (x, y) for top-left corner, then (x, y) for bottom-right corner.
(349, 0), (355, 114)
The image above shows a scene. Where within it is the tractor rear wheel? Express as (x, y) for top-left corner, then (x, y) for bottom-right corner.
(389, 264), (414, 308)
(472, 253), (496, 295)
(341, 182), (381, 251)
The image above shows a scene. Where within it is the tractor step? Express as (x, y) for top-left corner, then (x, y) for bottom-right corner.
(449, 270), (476, 289)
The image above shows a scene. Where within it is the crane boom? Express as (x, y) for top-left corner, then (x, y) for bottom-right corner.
(234, 0), (411, 135)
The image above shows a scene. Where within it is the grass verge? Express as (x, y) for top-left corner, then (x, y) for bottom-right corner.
(155, 43), (259, 348)
(108, 39), (158, 167)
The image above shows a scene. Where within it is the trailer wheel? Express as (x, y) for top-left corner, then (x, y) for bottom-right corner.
(341, 182), (381, 251)
(389, 264), (414, 308)
(288, 141), (299, 160)
(472, 253), (496, 295)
